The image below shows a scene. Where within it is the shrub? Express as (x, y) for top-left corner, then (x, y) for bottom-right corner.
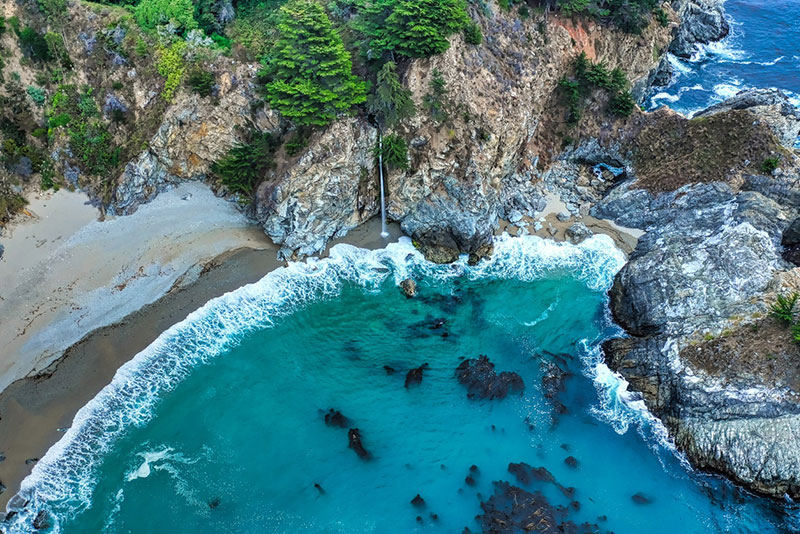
(374, 133), (408, 170)
(135, 0), (198, 33)
(518, 5), (530, 18)
(284, 128), (310, 156)
(261, 0), (366, 126)
(654, 7), (668, 27)
(211, 131), (278, 195)
(26, 86), (46, 106)
(424, 69), (451, 123)
(356, 0), (469, 59)
(761, 157), (779, 174)
(770, 293), (799, 324)
(609, 90), (635, 117)
(186, 68), (215, 97)
(45, 32), (72, 69)
(559, 78), (582, 123)
(157, 41), (187, 102)
(210, 33), (232, 51)
(226, 0), (286, 60)
(0, 16), (6, 36)
(463, 21), (482, 45)
(49, 112), (71, 128)
(367, 61), (415, 128)
(18, 27), (51, 62)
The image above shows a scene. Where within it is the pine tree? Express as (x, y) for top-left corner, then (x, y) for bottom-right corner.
(367, 61), (415, 127)
(357, 0), (469, 60)
(262, 0), (366, 127)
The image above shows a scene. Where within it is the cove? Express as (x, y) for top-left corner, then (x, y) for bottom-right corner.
(5, 237), (794, 533)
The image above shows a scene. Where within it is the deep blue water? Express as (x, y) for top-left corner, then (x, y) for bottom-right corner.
(4, 237), (798, 533)
(647, 0), (800, 117)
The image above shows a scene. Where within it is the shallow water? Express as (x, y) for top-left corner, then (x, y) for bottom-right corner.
(647, 0), (800, 117)
(5, 237), (797, 533)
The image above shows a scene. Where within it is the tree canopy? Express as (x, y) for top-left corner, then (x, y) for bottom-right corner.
(357, 0), (469, 60)
(261, 0), (366, 126)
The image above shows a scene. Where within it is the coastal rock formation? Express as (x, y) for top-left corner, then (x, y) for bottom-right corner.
(595, 113), (800, 498)
(669, 0), (729, 58)
(455, 356), (524, 400)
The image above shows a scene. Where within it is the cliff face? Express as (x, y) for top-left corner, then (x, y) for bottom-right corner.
(250, 10), (672, 259)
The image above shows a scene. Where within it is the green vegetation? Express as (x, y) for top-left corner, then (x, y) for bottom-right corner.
(374, 133), (409, 170)
(211, 130), (278, 195)
(356, 0), (469, 60)
(226, 0), (286, 59)
(18, 27), (51, 62)
(761, 157), (780, 174)
(49, 85), (121, 176)
(560, 52), (636, 123)
(261, 0), (365, 126)
(135, 0), (198, 33)
(424, 68), (451, 123)
(367, 61), (415, 128)
(771, 293), (799, 324)
(463, 20), (482, 45)
(770, 292), (800, 344)
(26, 86), (46, 106)
(186, 67), (215, 97)
(533, 0), (664, 33)
(156, 41), (187, 102)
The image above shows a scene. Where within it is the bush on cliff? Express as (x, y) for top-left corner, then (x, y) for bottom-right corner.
(374, 133), (409, 170)
(261, 0), (366, 126)
(356, 0), (469, 59)
(367, 61), (415, 127)
(211, 130), (278, 195)
(135, 0), (198, 34)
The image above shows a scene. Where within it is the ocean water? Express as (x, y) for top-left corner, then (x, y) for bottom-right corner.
(647, 0), (800, 117)
(4, 237), (798, 533)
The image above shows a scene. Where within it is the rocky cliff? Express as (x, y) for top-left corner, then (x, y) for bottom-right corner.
(593, 89), (800, 499)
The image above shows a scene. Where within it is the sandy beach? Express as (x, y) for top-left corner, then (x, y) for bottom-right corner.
(0, 184), (404, 508)
(0, 183), (632, 510)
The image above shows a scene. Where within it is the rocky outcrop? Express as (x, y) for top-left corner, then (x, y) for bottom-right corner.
(111, 65), (279, 215)
(669, 0), (729, 58)
(596, 153), (800, 498)
(694, 88), (800, 148)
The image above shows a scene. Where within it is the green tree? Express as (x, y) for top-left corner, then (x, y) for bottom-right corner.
(134, 0), (198, 33)
(357, 0), (469, 59)
(374, 133), (409, 170)
(367, 61), (415, 127)
(261, 0), (366, 126)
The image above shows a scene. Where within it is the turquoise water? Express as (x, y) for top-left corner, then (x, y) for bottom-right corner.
(4, 237), (797, 533)
(648, 0), (800, 119)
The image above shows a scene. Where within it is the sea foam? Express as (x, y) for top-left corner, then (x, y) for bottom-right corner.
(4, 234), (627, 533)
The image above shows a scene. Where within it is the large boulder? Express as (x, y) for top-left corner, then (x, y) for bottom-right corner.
(669, 0), (730, 58)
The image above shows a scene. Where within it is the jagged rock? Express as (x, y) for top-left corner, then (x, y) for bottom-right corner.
(565, 222), (592, 244)
(323, 409), (349, 428)
(103, 93), (129, 117)
(348, 428), (369, 459)
(0, 244), (5, 261)
(32, 509), (51, 530)
(694, 89), (800, 148)
(782, 218), (800, 247)
(455, 356), (524, 400)
(405, 363), (429, 388)
(669, 0), (729, 58)
(598, 183), (787, 337)
(400, 278), (417, 298)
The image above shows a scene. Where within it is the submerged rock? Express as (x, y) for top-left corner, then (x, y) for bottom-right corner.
(411, 494), (426, 507)
(404, 363), (429, 388)
(348, 428), (369, 459)
(631, 492), (653, 505)
(32, 509), (52, 530)
(324, 409), (349, 428)
(476, 481), (610, 534)
(455, 356), (524, 400)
